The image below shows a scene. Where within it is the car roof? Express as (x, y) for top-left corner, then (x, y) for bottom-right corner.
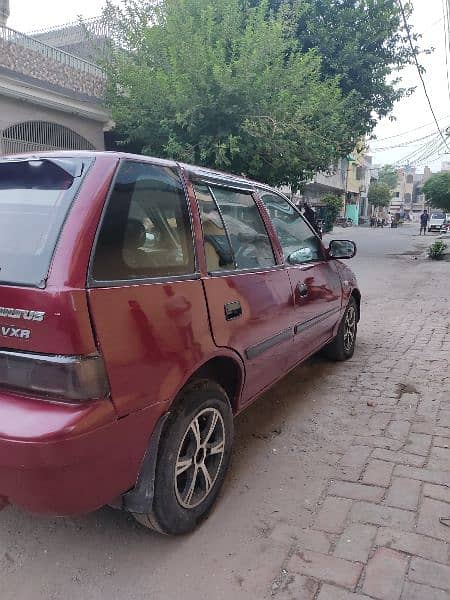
(0, 150), (284, 196)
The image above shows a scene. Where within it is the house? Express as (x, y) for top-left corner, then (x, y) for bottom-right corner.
(0, 0), (110, 155)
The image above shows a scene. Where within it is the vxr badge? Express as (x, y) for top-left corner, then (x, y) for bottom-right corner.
(1, 326), (31, 339)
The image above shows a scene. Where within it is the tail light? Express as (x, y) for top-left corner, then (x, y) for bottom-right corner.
(0, 351), (110, 402)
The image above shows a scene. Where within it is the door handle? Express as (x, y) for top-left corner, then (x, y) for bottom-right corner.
(296, 282), (308, 299)
(224, 300), (242, 320)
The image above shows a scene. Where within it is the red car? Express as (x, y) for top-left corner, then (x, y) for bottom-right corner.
(0, 152), (360, 534)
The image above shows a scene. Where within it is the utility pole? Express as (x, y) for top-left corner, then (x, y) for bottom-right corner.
(0, 0), (9, 26)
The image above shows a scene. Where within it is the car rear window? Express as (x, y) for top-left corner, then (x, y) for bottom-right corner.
(431, 213), (445, 219)
(0, 157), (90, 287)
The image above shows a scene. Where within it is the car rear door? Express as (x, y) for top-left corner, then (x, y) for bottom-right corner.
(88, 159), (214, 416)
(258, 191), (343, 361)
(192, 182), (294, 406)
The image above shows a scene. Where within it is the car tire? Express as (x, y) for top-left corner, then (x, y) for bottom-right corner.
(133, 380), (233, 535)
(322, 297), (358, 361)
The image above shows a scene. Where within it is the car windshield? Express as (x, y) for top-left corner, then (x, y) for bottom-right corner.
(0, 157), (90, 287)
(431, 213), (445, 219)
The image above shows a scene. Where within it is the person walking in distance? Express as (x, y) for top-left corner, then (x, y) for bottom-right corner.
(419, 209), (429, 235)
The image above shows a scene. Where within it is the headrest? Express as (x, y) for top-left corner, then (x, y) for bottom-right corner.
(124, 218), (146, 250)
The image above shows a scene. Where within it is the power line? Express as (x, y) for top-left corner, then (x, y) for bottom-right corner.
(398, 0), (450, 152)
(442, 0), (450, 105)
(371, 130), (438, 151)
(371, 114), (450, 142)
(392, 132), (442, 166)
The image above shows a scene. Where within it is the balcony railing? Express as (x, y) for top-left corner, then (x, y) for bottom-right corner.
(0, 23), (105, 79)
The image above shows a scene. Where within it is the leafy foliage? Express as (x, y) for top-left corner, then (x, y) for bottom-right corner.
(428, 240), (448, 260)
(423, 172), (450, 212)
(101, 0), (418, 188)
(368, 181), (391, 207)
(256, 0), (420, 138)
(322, 194), (343, 225)
(377, 164), (398, 192)
(100, 0), (403, 188)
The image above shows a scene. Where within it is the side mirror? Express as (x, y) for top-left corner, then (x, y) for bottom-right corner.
(288, 247), (313, 264)
(328, 239), (356, 260)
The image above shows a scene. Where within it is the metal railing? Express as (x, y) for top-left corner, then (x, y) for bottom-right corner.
(27, 16), (109, 38)
(0, 23), (105, 78)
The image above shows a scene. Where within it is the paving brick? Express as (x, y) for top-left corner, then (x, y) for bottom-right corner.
(317, 584), (372, 600)
(287, 550), (363, 590)
(386, 421), (410, 440)
(362, 460), (394, 487)
(362, 547), (408, 600)
(335, 464), (365, 482)
(401, 582), (450, 600)
(350, 501), (415, 530)
(384, 477), (421, 511)
(293, 528), (331, 554)
(314, 497), (352, 534)
(334, 523), (377, 563)
(409, 557), (450, 592)
(433, 426), (450, 437)
(404, 433), (432, 456)
(437, 409), (450, 427)
(329, 481), (385, 503)
(433, 436), (450, 448)
(428, 446), (450, 471)
(417, 497), (450, 543)
(368, 413), (393, 432)
(353, 436), (403, 451)
(375, 527), (448, 563)
(275, 574), (318, 600)
(340, 446), (372, 468)
(423, 483), (450, 504)
(412, 423), (450, 437)
(371, 448), (425, 468)
(393, 465), (450, 486)
(410, 422), (434, 435)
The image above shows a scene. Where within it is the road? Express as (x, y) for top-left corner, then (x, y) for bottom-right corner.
(0, 225), (449, 600)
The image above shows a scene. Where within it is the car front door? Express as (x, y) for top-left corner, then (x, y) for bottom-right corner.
(193, 182), (294, 407)
(258, 191), (343, 362)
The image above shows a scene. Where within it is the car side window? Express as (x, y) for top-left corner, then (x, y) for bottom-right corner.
(194, 184), (234, 272)
(259, 192), (323, 263)
(209, 186), (276, 270)
(92, 161), (195, 281)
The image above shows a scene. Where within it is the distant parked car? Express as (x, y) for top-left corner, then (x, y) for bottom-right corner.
(428, 212), (446, 232)
(0, 151), (360, 534)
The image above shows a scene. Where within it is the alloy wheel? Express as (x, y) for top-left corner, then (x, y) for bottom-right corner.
(175, 407), (226, 509)
(343, 305), (357, 352)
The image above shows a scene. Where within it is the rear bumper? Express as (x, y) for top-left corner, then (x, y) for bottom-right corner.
(0, 392), (159, 515)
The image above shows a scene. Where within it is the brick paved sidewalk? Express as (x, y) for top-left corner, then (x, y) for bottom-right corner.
(270, 292), (450, 598)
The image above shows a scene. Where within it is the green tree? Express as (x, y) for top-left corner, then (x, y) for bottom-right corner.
(257, 0), (420, 139)
(101, 0), (361, 189)
(368, 181), (391, 208)
(322, 193), (343, 230)
(423, 172), (450, 212)
(377, 164), (398, 192)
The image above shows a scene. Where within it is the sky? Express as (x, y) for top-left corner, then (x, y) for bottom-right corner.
(7, 0), (450, 173)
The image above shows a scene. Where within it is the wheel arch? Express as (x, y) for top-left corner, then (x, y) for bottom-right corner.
(351, 288), (361, 322)
(181, 355), (244, 414)
(122, 355), (242, 518)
